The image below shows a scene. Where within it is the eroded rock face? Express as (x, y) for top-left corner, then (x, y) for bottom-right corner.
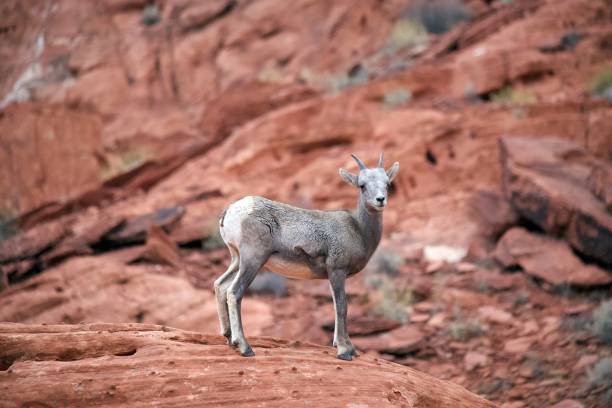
(494, 227), (611, 287)
(0, 256), (272, 335)
(0, 104), (103, 216)
(500, 136), (612, 265)
(0, 323), (496, 408)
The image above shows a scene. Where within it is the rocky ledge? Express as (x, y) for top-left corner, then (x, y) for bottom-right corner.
(0, 323), (496, 408)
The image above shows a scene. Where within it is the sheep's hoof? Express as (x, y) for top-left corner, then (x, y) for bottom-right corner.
(240, 345), (255, 357)
(337, 351), (353, 361)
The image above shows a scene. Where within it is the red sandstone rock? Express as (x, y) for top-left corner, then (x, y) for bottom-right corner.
(494, 227), (612, 287)
(106, 206), (185, 244)
(41, 213), (125, 265)
(321, 315), (401, 337)
(140, 225), (181, 266)
(0, 256), (271, 336)
(500, 136), (612, 265)
(0, 220), (67, 263)
(0, 323), (496, 408)
(464, 351), (488, 371)
(353, 325), (425, 355)
(198, 81), (316, 139)
(0, 104), (103, 217)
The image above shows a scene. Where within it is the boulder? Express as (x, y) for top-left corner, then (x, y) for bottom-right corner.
(322, 315), (401, 336)
(500, 136), (612, 265)
(0, 323), (496, 408)
(494, 227), (612, 287)
(588, 163), (612, 212)
(139, 225), (181, 266)
(478, 306), (513, 325)
(41, 213), (125, 265)
(352, 325), (425, 355)
(464, 351), (488, 371)
(106, 206), (185, 245)
(0, 220), (67, 263)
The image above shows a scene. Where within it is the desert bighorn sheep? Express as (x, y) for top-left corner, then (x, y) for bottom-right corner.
(214, 153), (399, 360)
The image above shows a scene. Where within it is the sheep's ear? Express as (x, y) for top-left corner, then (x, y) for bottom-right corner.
(386, 162), (400, 182)
(339, 168), (358, 186)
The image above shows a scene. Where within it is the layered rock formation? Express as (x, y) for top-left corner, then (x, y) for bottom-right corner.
(0, 323), (496, 408)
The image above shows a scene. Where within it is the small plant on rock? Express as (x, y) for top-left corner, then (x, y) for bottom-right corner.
(592, 300), (612, 345)
(365, 249), (411, 322)
(100, 147), (152, 181)
(587, 357), (612, 406)
(490, 87), (537, 106)
(0, 207), (17, 242)
(202, 226), (225, 251)
(387, 18), (429, 51)
(448, 319), (484, 341)
(141, 4), (160, 26)
(326, 65), (370, 94)
(383, 88), (412, 109)
(406, 0), (471, 35)
(588, 67), (612, 96)
(447, 306), (484, 341)
(371, 249), (404, 278)
(371, 280), (413, 323)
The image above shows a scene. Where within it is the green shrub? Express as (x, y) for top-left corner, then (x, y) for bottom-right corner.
(587, 357), (612, 405)
(448, 319), (484, 341)
(383, 88), (412, 109)
(365, 250), (411, 322)
(588, 68), (612, 96)
(592, 300), (612, 345)
(406, 0), (471, 35)
(512, 291), (530, 307)
(326, 65), (370, 94)
(490, 87), (537, 106)
(202, 227), (225, 251)
(0, 208), (17, 242)
(141, 4), (160, 26)
(370, 278), (413, 323)
(100, 147), (152, 181)
(447, 306), (484, 341)
(371, 249), (404, 277)
(257, 66), (284, 84)
(387, 19), (428, 50)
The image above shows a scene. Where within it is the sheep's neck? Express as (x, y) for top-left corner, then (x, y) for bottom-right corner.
(355, 195), (383, 257)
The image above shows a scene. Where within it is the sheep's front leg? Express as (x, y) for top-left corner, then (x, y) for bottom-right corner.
(329, 269), (357, 360)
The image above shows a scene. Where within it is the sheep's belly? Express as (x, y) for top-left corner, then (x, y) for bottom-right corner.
(263, 255), (324, 280)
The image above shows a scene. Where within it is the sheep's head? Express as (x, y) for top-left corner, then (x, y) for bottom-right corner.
(339, 153), (399, 212)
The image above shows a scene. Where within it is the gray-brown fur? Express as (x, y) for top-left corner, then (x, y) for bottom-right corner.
(214, 153), (399, 360)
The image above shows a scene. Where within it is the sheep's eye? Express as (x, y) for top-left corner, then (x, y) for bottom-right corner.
(359, 184), (365, 190)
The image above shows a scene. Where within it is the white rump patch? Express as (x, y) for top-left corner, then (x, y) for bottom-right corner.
(220, 196), (256, 246)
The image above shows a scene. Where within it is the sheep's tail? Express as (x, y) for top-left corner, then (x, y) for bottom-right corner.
(219, 206), (229, 228)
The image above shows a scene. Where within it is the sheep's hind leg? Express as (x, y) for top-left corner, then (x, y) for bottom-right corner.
(214, 246), (239, 343)
(226, 251), (266, 357)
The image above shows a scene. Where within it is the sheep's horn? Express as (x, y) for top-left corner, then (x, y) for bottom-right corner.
(351, 154), (366, 170)
(378, 152), (384, 168)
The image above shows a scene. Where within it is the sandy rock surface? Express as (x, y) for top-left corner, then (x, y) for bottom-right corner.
(0, 323), (496, 408)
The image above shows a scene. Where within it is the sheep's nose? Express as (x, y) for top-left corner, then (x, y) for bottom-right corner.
(376, 196), (385, 204)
